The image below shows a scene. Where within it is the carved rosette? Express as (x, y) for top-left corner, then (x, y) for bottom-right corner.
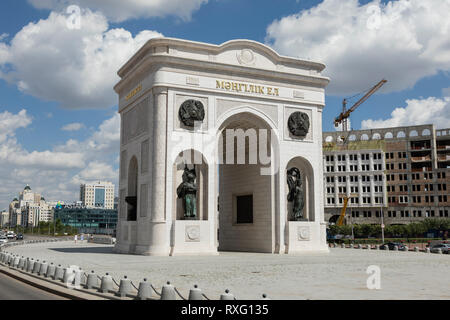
(297, 226), (310, 241)
(288, 111), (310, 138)
(236, 49), (256, 66)
(179, 99), (205, 127)
(185, 225), (200, 242)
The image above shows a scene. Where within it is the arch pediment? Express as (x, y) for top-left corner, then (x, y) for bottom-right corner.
(117, 38), (326, 80)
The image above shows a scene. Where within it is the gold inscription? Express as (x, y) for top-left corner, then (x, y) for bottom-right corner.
(216, 80), (279, 96)
(126, 84), (142, 101)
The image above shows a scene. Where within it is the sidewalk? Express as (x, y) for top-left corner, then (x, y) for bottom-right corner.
(6, 241), (450, 300)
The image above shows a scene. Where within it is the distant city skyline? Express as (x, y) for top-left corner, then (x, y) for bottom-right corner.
(0, 0), (449, 210)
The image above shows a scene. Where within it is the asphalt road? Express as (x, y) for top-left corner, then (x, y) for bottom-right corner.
(0, 273), (67, 300)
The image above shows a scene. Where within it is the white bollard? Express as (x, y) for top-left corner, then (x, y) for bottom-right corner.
(137, 279), (152, 300)
(32, 260), (41, 274)
(54, 265), (65, 280)
(46, 263), (56, 278)
(85, 271), (99, 290)
(39, 261), (48, 276)
(160, 282), (176, 300)
(117, 276), (132, 298)
(220, 289), (235, 300)
(188, 285), (203, 300)
(100, 273), (113, 293)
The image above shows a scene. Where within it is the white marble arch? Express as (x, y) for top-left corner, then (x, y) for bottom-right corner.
(113, 37), (329, 256)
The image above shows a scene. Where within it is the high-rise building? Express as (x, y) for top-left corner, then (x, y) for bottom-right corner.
(8, 198), (20, 227)
(0, 211), (9, 228)
(80, 181), (115, 209)
(9, 186), (54, 227)
(323, 124), (449, 225)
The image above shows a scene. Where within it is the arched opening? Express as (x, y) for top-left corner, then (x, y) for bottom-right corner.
(217, 110), (277, 253)
(325, 136), (333, 143)
(348, 134), (357, 141)
(397, 131), (406, 138)
(422, 129), (431, 136)
(409, 130), (418, 137)
(173, 149), (208, 221)
(361, 134), (369, 141)
(384, 132), (393, 139)
(372, 133), (381, 140)
(286, 157), (315, 222)
(126, 156), (138, 221)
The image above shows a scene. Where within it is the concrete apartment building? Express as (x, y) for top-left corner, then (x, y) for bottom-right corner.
(80, 181), (115, 209)
(323, 124), (450, 225)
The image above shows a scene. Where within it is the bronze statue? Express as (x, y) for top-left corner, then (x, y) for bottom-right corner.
(287, 167), (305, 220)
(177, 165), (198, 218)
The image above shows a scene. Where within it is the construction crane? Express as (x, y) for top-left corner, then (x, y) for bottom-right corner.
(334, 79), (387, 132)
(336, 197), (349, 226)
(332, 80), (387, 230)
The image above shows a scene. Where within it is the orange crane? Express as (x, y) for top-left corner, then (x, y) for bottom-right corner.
(333, 79), (387, 227)
(336, 197), (349, 226)
(334, 79), (387, 132)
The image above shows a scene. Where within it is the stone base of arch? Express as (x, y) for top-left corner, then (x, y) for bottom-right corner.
(285, 221), (329, 254)
(170, 220), (218, 256)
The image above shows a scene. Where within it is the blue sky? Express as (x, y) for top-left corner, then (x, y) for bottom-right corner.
(0, 0), (449, 209)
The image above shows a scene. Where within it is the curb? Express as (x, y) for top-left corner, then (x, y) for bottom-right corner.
(0, 265), (106, 300)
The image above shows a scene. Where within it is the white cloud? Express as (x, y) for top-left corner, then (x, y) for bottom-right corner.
(266, 0), (450, 95)
(361, 96), (450, 129)
(28, 0), (209, 22)
(0, 109), (120, 210)
(71, 161), (118, 185)
(61, 122), (85, 131)
(0, 109), (32, 143)
(0, 10), (162, 109)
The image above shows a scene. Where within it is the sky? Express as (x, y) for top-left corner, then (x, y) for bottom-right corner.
(0, 0), (449, 210)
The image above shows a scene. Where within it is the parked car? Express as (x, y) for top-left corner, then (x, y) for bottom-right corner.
(431, 243), (450, 254)
(380, 242), (406, 250)
(0, 236), (8, 244)
(15, 233), (24, 240)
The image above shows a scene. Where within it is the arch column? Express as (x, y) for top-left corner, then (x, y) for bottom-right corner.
(147, 87), (170, 255)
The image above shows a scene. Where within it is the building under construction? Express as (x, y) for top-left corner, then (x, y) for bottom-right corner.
(323, 124), (450, 225)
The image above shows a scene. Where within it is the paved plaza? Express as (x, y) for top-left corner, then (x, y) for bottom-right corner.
(7, 241), (450, 300)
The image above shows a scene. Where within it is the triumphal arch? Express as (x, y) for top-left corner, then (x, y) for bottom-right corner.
(114, 38), (330, 255)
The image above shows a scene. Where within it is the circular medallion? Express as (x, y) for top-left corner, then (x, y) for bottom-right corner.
(288, 111), (310, 138)
(179, 100), (205, 127)
(237, 49), (255, 65)
(186, 226), (200, 241)
(298, 227), (310, 240)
